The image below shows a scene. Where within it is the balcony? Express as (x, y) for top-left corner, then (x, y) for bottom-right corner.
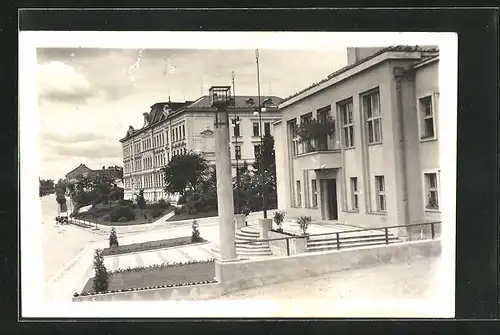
(294, 137), (342, 170)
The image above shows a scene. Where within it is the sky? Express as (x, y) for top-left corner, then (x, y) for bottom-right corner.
(37, 47), (348, 181)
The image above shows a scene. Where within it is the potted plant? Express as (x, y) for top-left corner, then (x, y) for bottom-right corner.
(273, 211), (285, 233)
(297, 216), (312, 236)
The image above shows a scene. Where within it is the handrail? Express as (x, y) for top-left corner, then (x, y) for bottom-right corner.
(235, 221), (441, 256)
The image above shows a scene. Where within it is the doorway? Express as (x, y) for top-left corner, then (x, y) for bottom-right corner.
(323, 179), (338, 220)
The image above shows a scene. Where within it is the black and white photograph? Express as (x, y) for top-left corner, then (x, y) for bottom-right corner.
(19, 31), (457, 318)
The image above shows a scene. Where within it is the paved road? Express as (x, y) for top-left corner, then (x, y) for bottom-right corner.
(217, 256), (441, 302)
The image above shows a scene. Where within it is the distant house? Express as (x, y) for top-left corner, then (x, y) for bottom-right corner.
(65, 164), (123, 187)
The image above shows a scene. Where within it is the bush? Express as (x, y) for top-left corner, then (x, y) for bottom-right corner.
(92, 249), (108, 293)
(178, 195), (186, 205)
(103, 214), (111, 222)
(109, 228), (119, 247)
(110, 206), (135, 222)
(174, 207), (181, 215)
(119, 199), (134, 207)
(191, 220), (202, 243)
(151, 208), (164, 218)
(297, 216), (312, 235)
(158, 199), (170, 209)
(118, 217), (128, 223)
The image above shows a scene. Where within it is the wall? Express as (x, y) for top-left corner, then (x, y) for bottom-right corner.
(216, 239), (441, 295)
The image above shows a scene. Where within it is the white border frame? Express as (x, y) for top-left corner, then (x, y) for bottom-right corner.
(20, 31), (456, 318)
(417, 91), (439, 142)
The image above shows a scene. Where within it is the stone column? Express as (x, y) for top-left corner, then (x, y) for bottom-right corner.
(214, 109), (237, 261)
(259, 218), (272, 244)
(235, 214), (246, 230)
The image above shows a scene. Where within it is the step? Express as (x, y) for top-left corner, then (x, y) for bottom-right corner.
(211, 246), (273, 256)
(239, 227), (260, 235)
(235, 237), (265, 244)
(235, 231), (260, 239)
(307, 239), (401, 252)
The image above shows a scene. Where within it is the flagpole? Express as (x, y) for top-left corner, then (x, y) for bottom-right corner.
(232, 71), (241, 214)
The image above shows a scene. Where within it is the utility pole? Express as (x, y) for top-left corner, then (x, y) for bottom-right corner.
(256, 49), (267, 219)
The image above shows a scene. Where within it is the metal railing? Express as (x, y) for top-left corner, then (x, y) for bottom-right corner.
(235, 221), (441, 256)
(68, 217), (99, 230)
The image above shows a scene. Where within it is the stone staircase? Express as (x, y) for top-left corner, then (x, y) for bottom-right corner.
(211, 226), (273, 258)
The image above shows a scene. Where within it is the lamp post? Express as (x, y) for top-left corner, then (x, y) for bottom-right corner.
(255, 49), (267, 219)
(209, 86), (237, 261)
(231, 71), (241, 214)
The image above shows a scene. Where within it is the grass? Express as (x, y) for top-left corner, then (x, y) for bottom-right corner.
(75, 202), (175, 226)
(101, 236), (206, 257)
(80, 260), (215, 295)
(166, 209), (219, 222)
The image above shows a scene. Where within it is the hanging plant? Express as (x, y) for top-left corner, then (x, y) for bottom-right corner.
(296, 116), (335, 143)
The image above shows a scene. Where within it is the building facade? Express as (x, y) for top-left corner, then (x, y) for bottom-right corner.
(120, 96), (282, 202)
(274, 46), (441, 235)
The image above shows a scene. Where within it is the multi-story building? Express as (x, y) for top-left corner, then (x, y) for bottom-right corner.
(120, 95), (282, 201)
(273, 46), (441, 236)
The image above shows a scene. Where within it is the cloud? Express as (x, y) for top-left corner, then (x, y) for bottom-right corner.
(38, 61), (94, 103)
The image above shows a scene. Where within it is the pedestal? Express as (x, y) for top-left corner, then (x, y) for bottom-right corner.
(259, 218), (272, 244)
(235, 214), (246, 230)
(214, 117), (237, 261)
(290, 236), (308, 254)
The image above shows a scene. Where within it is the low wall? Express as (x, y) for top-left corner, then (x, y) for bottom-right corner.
(268, 230), (290, 257)
(72, 282), (223, 302)
(216, 239), (441, 295)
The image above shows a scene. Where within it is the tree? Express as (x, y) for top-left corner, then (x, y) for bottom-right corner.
(92, 249), (109, 293)
(135, 189), (147, 218)
(54, 179), (67, 197)
(162, 152), (210, 197)
(39, 178), (55, 197)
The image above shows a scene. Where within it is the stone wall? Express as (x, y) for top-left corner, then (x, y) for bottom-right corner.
(73, 282), (222, 302)
(216, 239), (441, 295)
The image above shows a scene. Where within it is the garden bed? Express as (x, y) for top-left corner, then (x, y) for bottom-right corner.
(80, 260), (216, 295)
(101, 236), (207, 257)
(166, 209), (218, 222)
(75, 202), (175, 226)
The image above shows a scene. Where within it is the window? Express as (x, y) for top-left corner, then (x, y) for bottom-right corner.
(350, 177), (359, 210)
(300, 112), (313, 124)
(182, 125), (186, 139)
(300, 113), (313, 151)
(254, 145), (261, 158)
(264, 122), (271, 135)
(374, 175), (386, 211)
(253, 122), (260, 136)
(424, 172), (440, 210)
(339, 101), (355, 148)
(288, 119), (299, 156)
(232, 119), (241, 137)
(363, 91), (382, 144)
(311, 179), (318, 208)
(296, 180), (302, 207)
(235, 145), (241, 160)
(419, 95), (436, 139)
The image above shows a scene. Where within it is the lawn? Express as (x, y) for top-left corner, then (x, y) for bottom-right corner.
(166, 209), (218, 222)
(101, 236), (206, 257)
(74, 202), (175, 226)
(80, 260), (215, 294)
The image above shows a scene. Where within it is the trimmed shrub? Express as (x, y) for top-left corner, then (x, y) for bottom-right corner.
(173, 207), (181, 215)
(191, 220), (202, 242)
(151, 208), (164, 219)
(103, 214), (111, 222)
(119, 199), (134, 207)
(158, 199), (171, 209)
(92, 249), (108, 293)
(110, 205), (135, 222)
(177, 195), (186, 205)
(109, 228), (119, 248)
(273, 211), (286, 231)
(180, 205), (188, 214)
(118, 217), (128, 223)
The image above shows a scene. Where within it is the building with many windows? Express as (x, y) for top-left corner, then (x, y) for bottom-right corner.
(273, 46), (440, 236)
(120, 95), (282, 201)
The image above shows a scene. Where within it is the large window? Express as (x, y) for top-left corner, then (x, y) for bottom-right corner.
(253, 145), (261, 158)
(296, 180), (302, 207)
(339, 100), (355, 148)
(264, 122), (271, 136)
(287, 118), (299, 156)
(311, 179), (318, 208)
(350, 177), (359, 210)
(232, 118), (241, 137)
(253, 122), (260, 136)
(374, 175), (386, 211)
(235, 145), (241, 160)
(363, 91), (382, 144)
(419, 95), (437, 140)
(300, 112), (313, 152)
(424, 172), (440, 210)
